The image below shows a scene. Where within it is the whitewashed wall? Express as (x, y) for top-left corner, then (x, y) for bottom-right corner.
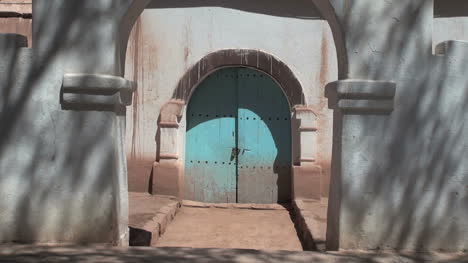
(124, 1), (338, 195)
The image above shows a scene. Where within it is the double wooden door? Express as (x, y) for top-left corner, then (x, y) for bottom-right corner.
(184, 67), (291, 204)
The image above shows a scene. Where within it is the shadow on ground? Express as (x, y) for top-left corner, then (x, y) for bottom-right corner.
(0, 246), (467, 263)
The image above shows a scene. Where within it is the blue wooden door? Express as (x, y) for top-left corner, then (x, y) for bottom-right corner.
(185, 67), (291, 203)
(184, 69), (238, 203)
(237, 68), (291, 203)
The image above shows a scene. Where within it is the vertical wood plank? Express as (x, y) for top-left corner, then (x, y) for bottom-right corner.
(184, 69), (237, 203)
(237, 68), (292, 203)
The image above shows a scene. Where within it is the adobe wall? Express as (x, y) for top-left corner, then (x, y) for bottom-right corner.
(124, 2), (338, 197)
(0, 0), (466, 251)
(325, 0), (468, 251)
(0, 0), (149, 245)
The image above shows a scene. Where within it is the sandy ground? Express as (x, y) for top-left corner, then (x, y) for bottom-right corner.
(156, 206), (303, 251)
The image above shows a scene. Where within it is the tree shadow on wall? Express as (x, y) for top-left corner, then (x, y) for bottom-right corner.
(326, 0), (468, 251)
(0, 0), (467, 255)
(0, 1), (130, 244)
(0, 245), (466, 262)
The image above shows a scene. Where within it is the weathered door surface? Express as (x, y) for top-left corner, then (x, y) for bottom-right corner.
(185, 67), (291, 203)
(185, 69), (238, 203)
(237, 68), (291, 203)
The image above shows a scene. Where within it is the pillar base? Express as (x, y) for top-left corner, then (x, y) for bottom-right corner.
(292, 163), (322, 200)
(151, 160), (182, 198)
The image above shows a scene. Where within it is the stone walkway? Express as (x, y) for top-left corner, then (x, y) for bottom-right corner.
(128, 193), (328, 251)
(293, 198), (328, 251)
(0, 245), (466, 263)
(128, 192), (181, 246)
(156, 206), (303, 251)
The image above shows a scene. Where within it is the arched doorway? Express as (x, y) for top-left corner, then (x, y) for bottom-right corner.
(154, 49), (319, 204)
(184, 67), (292, 204)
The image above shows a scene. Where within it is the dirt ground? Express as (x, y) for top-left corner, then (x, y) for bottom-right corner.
(156, 206), (303, 251)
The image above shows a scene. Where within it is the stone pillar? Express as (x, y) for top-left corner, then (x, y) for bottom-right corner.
(292, 106), (322, 200)
(61, 73), (136, 246)
(152, 100), (184, 198)
(325, 79), (396, 250)
(31, 0), (149, 246)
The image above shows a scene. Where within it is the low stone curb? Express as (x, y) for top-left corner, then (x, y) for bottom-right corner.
(182, 200), (289, 210)
(293, 199), (327, 251)
(141, 201), (181, 246)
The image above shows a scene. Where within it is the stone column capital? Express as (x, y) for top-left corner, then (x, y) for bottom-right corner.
(61, 73), (136, 111)
(325, 79), (396, 114)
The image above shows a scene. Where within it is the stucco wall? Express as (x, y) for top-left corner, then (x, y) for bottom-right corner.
(0, 38), (118, 244)
(325, 0), (468, 251)
(0, 0), (467, 251)
(0, 0), (137, 245)
(124, 1), (338, 197)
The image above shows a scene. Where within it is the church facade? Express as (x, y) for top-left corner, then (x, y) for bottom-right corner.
(0, 0), (467, 251)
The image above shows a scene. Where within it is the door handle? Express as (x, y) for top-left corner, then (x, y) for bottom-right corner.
(230, 147), (250, 161)
(230, 147), (240, 161)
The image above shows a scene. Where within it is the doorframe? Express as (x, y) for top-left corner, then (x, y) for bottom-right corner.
(151, 49), (323, 202)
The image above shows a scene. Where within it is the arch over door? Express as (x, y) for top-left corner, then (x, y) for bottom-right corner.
(185, 67), (291, 203)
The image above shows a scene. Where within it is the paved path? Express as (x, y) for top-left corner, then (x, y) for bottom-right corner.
(128, 192), (178, 230)
(156, 206), (303, 251)
(0, 245), (466, 263)
(128, 192), (181, 246)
